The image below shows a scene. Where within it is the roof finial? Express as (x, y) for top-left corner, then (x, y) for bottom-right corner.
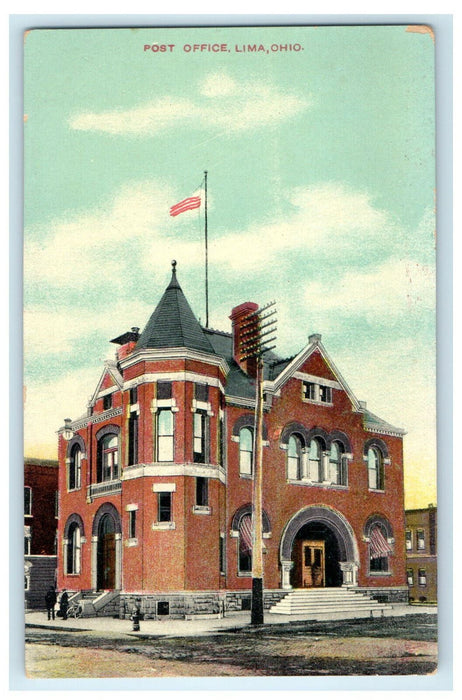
(171, 259), (177, 273)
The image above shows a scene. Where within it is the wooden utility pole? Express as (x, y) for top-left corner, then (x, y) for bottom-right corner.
(239, 302), (277, 626)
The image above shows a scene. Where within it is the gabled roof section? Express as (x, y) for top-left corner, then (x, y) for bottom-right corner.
(136, 263), (215, 355)
(265, 335), (361, 411)
(89, 361), (123, 406)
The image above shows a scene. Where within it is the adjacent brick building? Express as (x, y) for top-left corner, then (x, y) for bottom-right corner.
(24, 458), (58, 609)
(57, 263), (408, 616)
(405, 505), (437, 603)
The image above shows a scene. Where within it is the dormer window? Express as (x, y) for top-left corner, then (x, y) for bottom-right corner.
(302, 382), (316, 400)
(302, 381), (333, 405)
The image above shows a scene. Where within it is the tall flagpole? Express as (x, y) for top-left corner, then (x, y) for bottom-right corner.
(204, 170), (209, 328)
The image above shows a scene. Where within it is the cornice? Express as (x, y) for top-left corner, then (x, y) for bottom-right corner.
(119, 347), (230, 375)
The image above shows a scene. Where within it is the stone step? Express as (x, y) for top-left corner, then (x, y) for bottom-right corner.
(269, 588), (392, 616)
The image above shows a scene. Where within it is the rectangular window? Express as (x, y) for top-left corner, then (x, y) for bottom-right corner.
(129, 386), (138, 404)
(193, 410), (208, 463)
(24, 487), (32, 516)
(128, 413), (139, 466)
(195, 383), (209, 402)
(54, 491), (59, 519)
(157, 409), (174, 462)
(405, 530), (413, 550)
(417, 529), (425, 550)
(319, 385), (332, 403)
(24, 536), (31, 555)
(302, 381), (316, 400)
(103, 394), (112, 410)
(158, 492), (172, 522)
(407, 568), (414, 586)
(418, 568), (427, 586)
(129, 510), (137, 539)
(195, 477), (208, 506)
(218, 417), (224, 466)
(157, 381), (172, 399)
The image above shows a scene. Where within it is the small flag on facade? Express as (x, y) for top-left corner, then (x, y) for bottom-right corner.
(170, 196), (201, 217)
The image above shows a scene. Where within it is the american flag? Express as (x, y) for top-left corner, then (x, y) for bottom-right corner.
(169, 196), (201, 217)
(239, 515), (253, 553)
(370, 526), (393, 559)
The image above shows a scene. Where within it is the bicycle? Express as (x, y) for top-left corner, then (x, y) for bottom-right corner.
(66, 601), (83, 619)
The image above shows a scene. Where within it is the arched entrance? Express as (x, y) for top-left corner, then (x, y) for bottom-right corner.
(279, 505), (359, 590)
(92, 503), (122, 591)
(97, 514), (116, 590)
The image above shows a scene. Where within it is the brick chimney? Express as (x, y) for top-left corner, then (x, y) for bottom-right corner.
(110, 327), (140, 362)
(230, 302), (259, 377)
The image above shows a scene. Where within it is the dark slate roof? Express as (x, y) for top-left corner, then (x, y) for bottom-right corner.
(136, 267), (215, 354)
(362, 409), (405, 435)
(203, 328), (233, 358)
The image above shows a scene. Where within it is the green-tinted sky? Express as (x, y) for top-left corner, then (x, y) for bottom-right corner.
(24, 26), (436, 508)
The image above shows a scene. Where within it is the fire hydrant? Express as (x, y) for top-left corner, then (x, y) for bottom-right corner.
(131, 598), (141, 632)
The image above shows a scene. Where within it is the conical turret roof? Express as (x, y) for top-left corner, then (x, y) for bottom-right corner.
(136, 261), (215, 354)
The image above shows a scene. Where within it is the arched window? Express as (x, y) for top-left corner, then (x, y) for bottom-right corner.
(67, 522), (81, 575)
(287, 434), (303, 480)
(69, 444), (82, 490)
(97, 434), (119, 482)
(308, 438), (323, 482)
(367, 447), (384, 490)
(330, 441), (347, 486)
(239, 427), (254, 476)
(369, 521), (392, 573)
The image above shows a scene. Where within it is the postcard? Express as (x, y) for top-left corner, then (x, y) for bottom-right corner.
(23, 24), (437, 680)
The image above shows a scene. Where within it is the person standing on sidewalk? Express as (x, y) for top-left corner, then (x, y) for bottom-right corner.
(45, 586), (57, 620)
(59, 589), (69, 620)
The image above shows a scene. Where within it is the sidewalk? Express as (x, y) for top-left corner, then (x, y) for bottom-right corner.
(25, 604), (437, 638)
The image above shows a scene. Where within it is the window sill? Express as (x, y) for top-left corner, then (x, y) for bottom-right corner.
(67, 487), (82, 493)
(302, 399), (333, 407)
(24, 514), (33, 518)
(368, 488), (385, 494)
(239, 473), (253, 480)
(368, 571), (392, 577)
(192, 505), (211, 515)
(237, 572), (252, 577)
(287, 479), (348, 489)
(152, 521), (176, 531)
(125, 538), (138, 547)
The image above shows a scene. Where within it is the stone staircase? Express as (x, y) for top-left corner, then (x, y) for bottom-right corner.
(268, 588), (392, 618)
(70, 590), (120, 617)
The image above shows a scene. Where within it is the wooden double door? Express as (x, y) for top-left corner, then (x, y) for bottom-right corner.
(294, 539), (325, 588)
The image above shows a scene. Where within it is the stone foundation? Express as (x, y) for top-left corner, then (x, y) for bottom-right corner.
(91, 590), (289, 618)
(354, 586), (409, 604)
(81, 587), (407, 618)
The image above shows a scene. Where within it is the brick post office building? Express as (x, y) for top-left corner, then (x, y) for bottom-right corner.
(57, 263), (408, 617)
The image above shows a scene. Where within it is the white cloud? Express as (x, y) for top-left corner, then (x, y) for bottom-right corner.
(24, 365), (102, 451)
(25, 180), (176, 290)
(69, 73), (309, 135)
(303, 257), (435, 321)
(24, 299), (153, 358)
(200, 183), (401, 273)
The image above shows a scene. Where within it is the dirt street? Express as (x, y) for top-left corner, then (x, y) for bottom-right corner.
(25, 614), (438, 677)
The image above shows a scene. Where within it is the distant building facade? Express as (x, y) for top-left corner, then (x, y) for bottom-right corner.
(57, 264), (408, 617)
(24, 458), (59, 609)
(405, 505), (437, 603)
